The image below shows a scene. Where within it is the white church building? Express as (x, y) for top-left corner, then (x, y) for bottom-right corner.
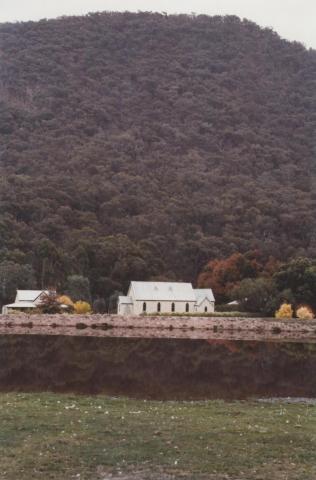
(117, 281), (215, 316)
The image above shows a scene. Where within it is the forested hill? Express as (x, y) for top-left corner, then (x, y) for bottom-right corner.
(0, 12), (316, 302)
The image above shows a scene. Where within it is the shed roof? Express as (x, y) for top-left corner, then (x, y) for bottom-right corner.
(129, 281), (196, 301)
(16, 290), (48, 302)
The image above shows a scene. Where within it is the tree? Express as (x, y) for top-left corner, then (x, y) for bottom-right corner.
(38, 291), (65, 314)
(275, 303), (293, 319)
(33, 239), (67, 289)
(296, 306), (314, 320)
(273, 258), (316, 310)
(0, 261), (36, 307)
(58, 295), (74, 306)
(198, 252), (262, 303)
(73, 301), (92, 314)
(231, 277), (278, 315)
(66, 275), (91, 302)
(92, 298), (107, 313)
(108, 290), (123, 314)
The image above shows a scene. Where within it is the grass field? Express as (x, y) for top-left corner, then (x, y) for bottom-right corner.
(0, 393), (316, 479)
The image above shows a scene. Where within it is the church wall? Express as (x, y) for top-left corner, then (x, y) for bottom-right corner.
(195, 299), (215, 313)
(133, 300), (196, 315)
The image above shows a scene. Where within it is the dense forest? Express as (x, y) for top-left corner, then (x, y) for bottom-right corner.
(0, 12), (315, 308)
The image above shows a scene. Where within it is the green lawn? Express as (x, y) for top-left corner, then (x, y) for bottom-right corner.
(0, 393), (316, 479)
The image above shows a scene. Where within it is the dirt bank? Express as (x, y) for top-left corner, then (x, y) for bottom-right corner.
(1, 314), (316, 339)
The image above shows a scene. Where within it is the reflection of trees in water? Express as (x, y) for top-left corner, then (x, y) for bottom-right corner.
(206, 339), (244, 354)
(0, 335), (316, 399)
(207, 338), (316, 359)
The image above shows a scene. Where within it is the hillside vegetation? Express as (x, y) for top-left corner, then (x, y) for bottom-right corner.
(0, 12), (315, 303)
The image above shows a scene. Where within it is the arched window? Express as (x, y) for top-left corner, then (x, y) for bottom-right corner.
(157, 302), (161, 312)
(186, 303), (189, 313)
(143, 302), (147, 312)
(171, 302), (175, 312)
(204, 306), (208, 313)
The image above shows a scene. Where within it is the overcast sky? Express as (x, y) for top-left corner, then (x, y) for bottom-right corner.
(1, 0), (315, 49)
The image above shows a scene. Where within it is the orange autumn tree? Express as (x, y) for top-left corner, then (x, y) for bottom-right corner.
(275, 303), (293, 319)
(197, 252), (263, 303)
(296, 306), (314, 320)
(73, 301), (92, 314)
(58, 295), (74, 307)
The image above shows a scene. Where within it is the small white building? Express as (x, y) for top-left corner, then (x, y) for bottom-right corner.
(117, 281), (215, 316)
(1, 290), (49, 314)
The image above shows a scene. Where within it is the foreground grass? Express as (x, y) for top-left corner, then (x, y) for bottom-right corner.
(0, 394), (316, 479)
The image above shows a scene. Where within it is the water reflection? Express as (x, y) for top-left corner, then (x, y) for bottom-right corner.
(0, 331), (316, 400)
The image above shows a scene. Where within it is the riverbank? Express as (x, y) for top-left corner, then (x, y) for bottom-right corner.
(1, 314), (316, 341)
(1, 393), (315, 480)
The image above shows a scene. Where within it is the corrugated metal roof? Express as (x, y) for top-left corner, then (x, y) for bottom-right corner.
(118, 296), (133, 304)
(130, 282), (196, 301)
(194, 289), (215, 304)
(16, 290), (48, 302)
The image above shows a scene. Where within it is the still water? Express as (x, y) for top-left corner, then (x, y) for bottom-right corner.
(1, 329), (316, 400)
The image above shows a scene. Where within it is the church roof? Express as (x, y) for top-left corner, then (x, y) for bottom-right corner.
(194, 288), (215, 305)
(129, 281), (196, 302)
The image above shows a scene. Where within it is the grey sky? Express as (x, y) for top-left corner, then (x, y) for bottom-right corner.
(1, 0), (315, 49)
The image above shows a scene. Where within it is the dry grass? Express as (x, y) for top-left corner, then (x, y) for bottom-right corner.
(0, 393), (316, 479)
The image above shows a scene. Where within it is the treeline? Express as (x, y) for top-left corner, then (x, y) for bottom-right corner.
(0, 12), (315, 306)
(199, 253), (316, 316)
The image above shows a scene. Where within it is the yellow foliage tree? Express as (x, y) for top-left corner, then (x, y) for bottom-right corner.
(296, 306), (314, 320)
(58, 295), (74, 307)
(73, 301), (92, 314)
(275, 303), (293, 319)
